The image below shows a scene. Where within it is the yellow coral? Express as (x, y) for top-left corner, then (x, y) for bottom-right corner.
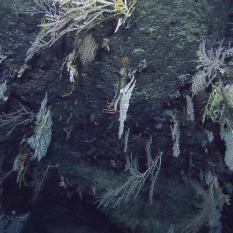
(114, 0), (123, 12)
(203, 82), (224, 123)
(121, 56), (130, 66)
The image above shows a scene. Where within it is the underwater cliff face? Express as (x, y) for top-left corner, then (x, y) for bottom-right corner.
(0, 0), (233, 233)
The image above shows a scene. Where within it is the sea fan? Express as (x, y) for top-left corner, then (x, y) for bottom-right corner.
(27, 94), (52, 161)
(118, 76), (136, 139)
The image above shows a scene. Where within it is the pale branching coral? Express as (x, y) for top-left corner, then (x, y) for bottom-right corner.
(27, 94), (52, 161)
(186, 95), (195, 121)
(191, 70), (207, 96)
(98, 137), (162, 208)
(192, 40), (231, 96)
(78, 34), (98, 67)
(183, 179), (225, 233)
(197, 40), (226, 79)
(202, 81), (224, 123)
(32, 164), (58, 200)
(0, 46), (6, 64)
(0, 54), (6, 64)
(32, 0), (137, 47)
(0, 81), (8, 103)
(167, 111), (180, 158)
(221, 129), (233, 171)
(118, 74), (136, 139)
(0, 104), (34, 136)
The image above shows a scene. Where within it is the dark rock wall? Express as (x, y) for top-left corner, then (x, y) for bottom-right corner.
(0, 0), (232, 233)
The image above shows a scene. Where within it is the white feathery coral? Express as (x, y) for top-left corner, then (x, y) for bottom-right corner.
(27, 94), (52, 161)
(118, 76), (136, 139)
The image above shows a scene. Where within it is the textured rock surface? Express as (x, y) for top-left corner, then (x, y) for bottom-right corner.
(0, 0), (233, 233)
